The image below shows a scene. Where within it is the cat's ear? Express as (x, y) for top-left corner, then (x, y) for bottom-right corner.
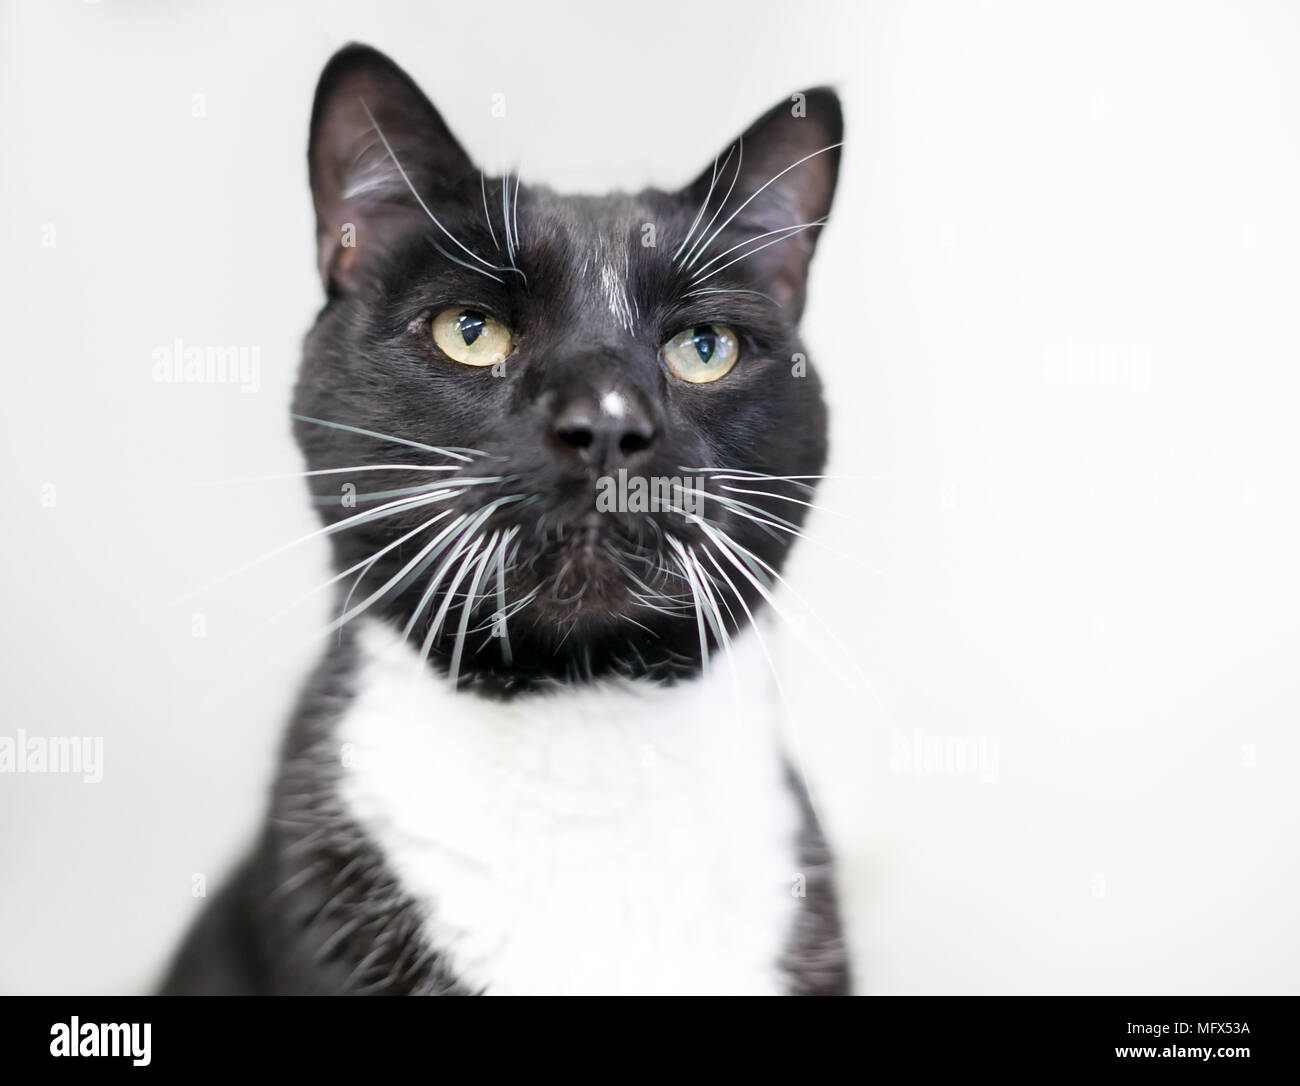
(679, 89), (842, 315)
(309, 44), (476, 294)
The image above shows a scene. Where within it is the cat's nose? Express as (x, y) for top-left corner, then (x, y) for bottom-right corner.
(550, 389), (657, 472)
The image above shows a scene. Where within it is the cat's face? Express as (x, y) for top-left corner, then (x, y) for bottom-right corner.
(296, 45), (841, 692)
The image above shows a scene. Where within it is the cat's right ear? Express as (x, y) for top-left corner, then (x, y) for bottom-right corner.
(677, 89), (842, 317)
(309, 44), (475, 294)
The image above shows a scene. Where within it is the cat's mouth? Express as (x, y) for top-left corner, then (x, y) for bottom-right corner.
(513, 509), (679, 621)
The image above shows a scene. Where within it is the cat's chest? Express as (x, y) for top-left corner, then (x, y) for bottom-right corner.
(335, 619), (801, 995)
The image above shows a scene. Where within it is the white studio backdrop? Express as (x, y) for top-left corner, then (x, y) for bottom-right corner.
(1, 0), (1298, 994)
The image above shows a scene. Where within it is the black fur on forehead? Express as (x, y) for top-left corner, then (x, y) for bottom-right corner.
(296, 43), (841, 695)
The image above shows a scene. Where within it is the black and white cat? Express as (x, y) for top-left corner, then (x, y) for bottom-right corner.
(162, 44), (848, 995)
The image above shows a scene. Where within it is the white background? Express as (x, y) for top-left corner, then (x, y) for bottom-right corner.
(2, 0), (1298, 994)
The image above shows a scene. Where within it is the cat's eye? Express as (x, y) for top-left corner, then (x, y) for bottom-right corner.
(660, 324), (739, 384)
(431, 307), (513, 367)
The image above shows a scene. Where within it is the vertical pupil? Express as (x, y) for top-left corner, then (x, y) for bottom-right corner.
(692, 325), (717, 365)
(458, 310), (487, 346)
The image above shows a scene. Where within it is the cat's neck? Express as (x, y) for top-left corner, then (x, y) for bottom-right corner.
(331, 615), (800, 994)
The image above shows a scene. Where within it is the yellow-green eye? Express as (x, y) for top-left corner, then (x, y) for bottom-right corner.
(660, 323), (739, 383)
(432, 307), (513, 367)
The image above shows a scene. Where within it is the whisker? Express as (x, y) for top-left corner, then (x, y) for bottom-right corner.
(699, 517), (879, 698)
(511, 172), (521, 263)
(422, 533), (489, 661)
(689, 217), (826, 279)
(312, 475), (513, 505)
(718, 484), (858, 522)
(168, 486), (457, 607)
(200, 464), (461, 487)
(480, 169), (500, 252)
(690, 218), (828, 286)
(674, 484), (803, 533)
(688, 488), (879, 575)
(319, 511), (489, 641)
(502, 170), (515, 265)
(493, 526), (520, 667)
(673, 143), (735, 263)
(224, 510), (454, 661)
(684, 141), (842, 274)
(359, 98), (507, 279)
(682, 287), (780, 307)
(449, 530), (500, 685)
(404, 496), (524, 642)
(679, 136), (744, 269)
(665, 536), (709, 672)
(291, 414), (479, 461)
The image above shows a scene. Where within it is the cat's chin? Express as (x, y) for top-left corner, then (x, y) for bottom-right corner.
(504, 511), (667, 626)
(526, 529), (638, 619)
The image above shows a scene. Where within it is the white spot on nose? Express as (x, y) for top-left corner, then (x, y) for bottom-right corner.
(601, 391), (627, 419)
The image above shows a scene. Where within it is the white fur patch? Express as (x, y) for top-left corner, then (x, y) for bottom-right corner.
(600, 390), (627, 419)
(337, 617), (800, 995)
(599, 260), (635, 333)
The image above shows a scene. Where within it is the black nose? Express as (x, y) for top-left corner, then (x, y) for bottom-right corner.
(551, 392), (657, 471)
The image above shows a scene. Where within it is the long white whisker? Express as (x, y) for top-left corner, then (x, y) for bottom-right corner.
(359, 98), (505, 278)
(688, 548), (729, 649)
(502, 171), (514, 265)
(690, 219), (828, 286)
(168, 486), (456, 607)
(511, 172), (521, 261)
(682, 287), (780, 306)
(689, 218), (825, 279)
(673, 144), (733, 262)
(695, 489), (885, 576)
(291, 414), (478, 461)
(680, 136), (744, 269)
(665, 536), (709, 672)
(449, 530), (499, 685)
(480, 169), (500, 252)
(224, 510), (454, 660)
(688, 548), (741, 716)
(425, 236), (503, 282)
(718, 484), (858, 522)
(422, 534), (488, 659)
(686, 141), (842, 274)
(674, 483), (803, 533)
(201, 464), (461, 487)
(701, 517), (880, 701)
(315, 475), (511, 505)
(319, 510), (488, 640)
(494, 526), (520, 666)
(403, 496), (523, 641)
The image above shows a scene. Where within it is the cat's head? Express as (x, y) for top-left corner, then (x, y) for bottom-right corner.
(296, 44), (841, 692)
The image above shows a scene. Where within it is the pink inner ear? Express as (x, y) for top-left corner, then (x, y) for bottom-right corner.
(335, 244), (361, 280)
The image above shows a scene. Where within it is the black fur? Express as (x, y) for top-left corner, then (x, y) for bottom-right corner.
(161, 43), (849, 995)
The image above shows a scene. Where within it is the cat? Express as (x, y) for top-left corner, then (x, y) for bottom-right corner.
(160, 43), (848, 995)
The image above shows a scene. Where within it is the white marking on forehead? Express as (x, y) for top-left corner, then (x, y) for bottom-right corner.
(600, 261), (634, 333)
(601, 391), (627, 418)
(581, 209), (637, 334)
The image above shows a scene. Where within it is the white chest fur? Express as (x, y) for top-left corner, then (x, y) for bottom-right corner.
(337, 618), (801, 995)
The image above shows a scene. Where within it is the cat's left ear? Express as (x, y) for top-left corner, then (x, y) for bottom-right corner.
(679, 89), (842, 315)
